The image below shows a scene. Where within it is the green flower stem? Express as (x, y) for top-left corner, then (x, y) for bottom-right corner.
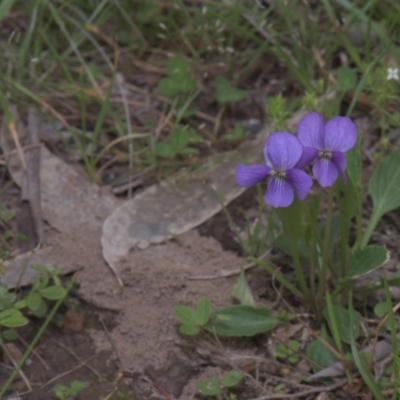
(308, 235), (317, 309)
(276, 201), (310, 304)
(318, 186), (334, 305)
(288, 237), (311, 305)
(302, 202), (324, 250)
(0, 277), (75, 399)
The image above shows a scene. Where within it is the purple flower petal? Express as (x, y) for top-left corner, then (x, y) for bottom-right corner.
(236, 163), (270, 187)
(295, 147), (318, 169)
(297, 112), (325, 149)
(265, 177), (294, 207)
(264, 132), (303, 170)
(286, 169), (312, 200)
(331, 151), (347, 183)
(313, 158), (338, 187)
(324, 116), (357, 152)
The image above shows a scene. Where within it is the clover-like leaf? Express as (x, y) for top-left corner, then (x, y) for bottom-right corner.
(215, 77), (247, 104)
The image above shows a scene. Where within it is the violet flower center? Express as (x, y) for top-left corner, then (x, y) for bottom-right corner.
(318, 150), (332, 160)
(270, 169), (287, 179)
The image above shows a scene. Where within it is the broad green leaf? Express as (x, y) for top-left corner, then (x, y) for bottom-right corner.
(344, 245), (389, 280)
(154, 142), (176, 158)
(323, 304), (361, 344)
(214, 77), (247, 104)
(231, 271), (254, 306)
(336, 66), (357, 92)
(306, 335), (339, 373)
(26, 292), (42, 311)
(179, 323), (199, 336)
(206, 305), (281, 337)
(197, 378), (221, 396)
(365, 150), (400, 246)
(174, 305), (197, 325)
(196, 298), (212, 326)
(39, 285), (66, 300)
(222, 371), (243, 388)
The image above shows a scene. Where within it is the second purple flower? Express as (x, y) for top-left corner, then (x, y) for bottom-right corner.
(236, 132), (312, 208)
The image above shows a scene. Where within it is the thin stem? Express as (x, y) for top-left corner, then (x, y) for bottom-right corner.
(318, 187), (334, 306)
(0, 277), (75, 398)
(288, 237), (311, 305)
(252, 258), (304, 301)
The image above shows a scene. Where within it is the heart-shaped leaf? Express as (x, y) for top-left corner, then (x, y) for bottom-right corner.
(364, 150), (400, 246)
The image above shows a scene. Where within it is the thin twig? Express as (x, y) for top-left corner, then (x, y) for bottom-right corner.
(0, 342), (32, 391)
(38, 355), (97, 390)
(99, 315), (122, 368)
(51, 338), (104, 382)
(17, 333), (49, 370)
(96, 133), (149, 162)
(247, 379), (346, 400)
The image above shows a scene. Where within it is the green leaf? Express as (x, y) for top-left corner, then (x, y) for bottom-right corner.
(214, 77), (247, 104)
(32, 300), (47, 318)
(179, 147), (200, 155)
(169, 126), (189, 150)
(344, 245), (389, 280)
(154, 142), (176, 158)
(166, 57), (190, 77)
(174, 305), (197, 325)
(323, 304), (361, 344)
(179, 323), (200, 336)
(14, 299), (26, 309)
(158, 57), (195, 96)
(39, 285), (66, 300)
(2, 329), (18, 341)
(365, 150), (400, 246)
(306, 334), (339, 373)
(231, 271), (254, 306)
(0, 309), (28, 328)
(69, 380), (86, 395)
(0, 284), (16, 310)
(26, 292), (42, 311)
(196, 298), (212, 326)
(374, 301), (390, 318)
(157, 77), (182, 97)
(276, 340), (300, 363)
(197, 378), (221, 396)
(187, 127), (202, 144)
(222, 371), (243, 388)
(336, 66), (357, 92)
(206, 305), (281, 337)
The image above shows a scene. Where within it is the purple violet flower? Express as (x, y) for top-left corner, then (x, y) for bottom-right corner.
(236, 132), (312, 208)
(296, 112), (357, 187)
